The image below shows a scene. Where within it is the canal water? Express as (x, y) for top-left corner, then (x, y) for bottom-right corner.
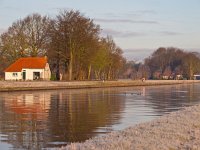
(0, 83), (200, 149)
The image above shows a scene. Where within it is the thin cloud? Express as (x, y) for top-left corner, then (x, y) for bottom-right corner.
(160, 31), (182, 36)
(101, 29), (146, 38)
(95, 18), (159, 24)
(137, 10), (157, 15)
(125, 10), (157, 17)
(0, 6), (21, 11)
(100, 10), (156, 18)
(48, 7), (72, 11)
(101, 13), (123, 18)
(124, 48), (154, 53)
(123, 48), (155, 61)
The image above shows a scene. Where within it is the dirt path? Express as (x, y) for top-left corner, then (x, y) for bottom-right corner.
(60, 104), (200, 150)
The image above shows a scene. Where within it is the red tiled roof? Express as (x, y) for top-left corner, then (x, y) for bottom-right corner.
(5, 57), (47, 72)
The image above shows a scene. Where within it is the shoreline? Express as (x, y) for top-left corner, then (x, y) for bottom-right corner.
(61, 104), (200, 150)
(0, 80), (199, 92)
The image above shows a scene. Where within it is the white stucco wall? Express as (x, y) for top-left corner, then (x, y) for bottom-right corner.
(23, 68), (44, 80)
(44, 63), (51, 80)
(5, 72), (22, 80)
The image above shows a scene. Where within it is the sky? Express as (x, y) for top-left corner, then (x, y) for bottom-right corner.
(0, 0), (200, 61)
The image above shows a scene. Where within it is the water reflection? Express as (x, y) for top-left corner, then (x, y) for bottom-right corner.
(146, 84), (200, 114)
(1, 84), (200, 149)
(0, 92), (50, 149)
(0, 88), (126, 149)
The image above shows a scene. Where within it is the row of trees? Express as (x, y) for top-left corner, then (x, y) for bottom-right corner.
(1, 10), (200, 81)
(0, 10), (125, 80)
(123, 47), (200, 80)
(145, 47), (200, 79)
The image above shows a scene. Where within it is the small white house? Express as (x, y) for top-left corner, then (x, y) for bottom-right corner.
(194, 74), (200, 80)
(5, 57), (51, 80)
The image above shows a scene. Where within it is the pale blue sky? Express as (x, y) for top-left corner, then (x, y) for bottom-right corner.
(0, 0), (200, 60)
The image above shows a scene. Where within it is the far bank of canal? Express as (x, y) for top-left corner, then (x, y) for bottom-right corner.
(0, 80), (199, 91)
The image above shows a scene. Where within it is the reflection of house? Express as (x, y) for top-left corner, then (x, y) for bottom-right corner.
(194, 75), (200, 80)
(4, 57), (51, 80)
(176, 74), (183, 80)
(153, 70), (162, 79)
(162, 75), (169, 80)
(6, 92), (51, 119)
(162, 75), (174, 80)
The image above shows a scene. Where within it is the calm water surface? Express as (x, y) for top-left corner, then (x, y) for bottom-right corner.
(1, 83), (200, 149)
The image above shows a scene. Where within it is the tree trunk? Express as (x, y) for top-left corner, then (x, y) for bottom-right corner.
(189, 66), (193, 80)
(69, 50), (73, 81)
(95, 69), (101, 80)
(88, 64), (91, 80)
(56, 53), (60, 80)
(108, 66), (112, 80)
(188, 61), (193, 80)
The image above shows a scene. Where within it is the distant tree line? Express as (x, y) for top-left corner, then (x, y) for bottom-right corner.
(123, 47), (200, 80)
(0, 10), (125, 80)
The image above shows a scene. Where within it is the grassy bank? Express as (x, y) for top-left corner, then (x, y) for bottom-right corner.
(61, 104), (200, 150)
(0, 80), (199, 92)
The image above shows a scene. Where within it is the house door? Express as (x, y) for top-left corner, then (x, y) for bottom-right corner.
(33, 72), (40, 80)
(22, 72), (26, 80)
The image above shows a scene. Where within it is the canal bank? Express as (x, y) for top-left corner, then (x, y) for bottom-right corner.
(0, 80), (199, 92)
(61, 104), (200, 150)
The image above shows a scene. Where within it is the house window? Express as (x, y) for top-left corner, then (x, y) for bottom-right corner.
(12, 73), (18, 77)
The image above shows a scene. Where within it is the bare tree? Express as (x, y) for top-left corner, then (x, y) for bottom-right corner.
(0, 13), (50, 61)
(48, 10), (100, 80)
(183, 52), (200, 79)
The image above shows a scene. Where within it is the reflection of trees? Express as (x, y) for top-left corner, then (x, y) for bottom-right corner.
(47, 88), (125, 145)
(145, 84), (200, 115)
(0, 88), (125, 149)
